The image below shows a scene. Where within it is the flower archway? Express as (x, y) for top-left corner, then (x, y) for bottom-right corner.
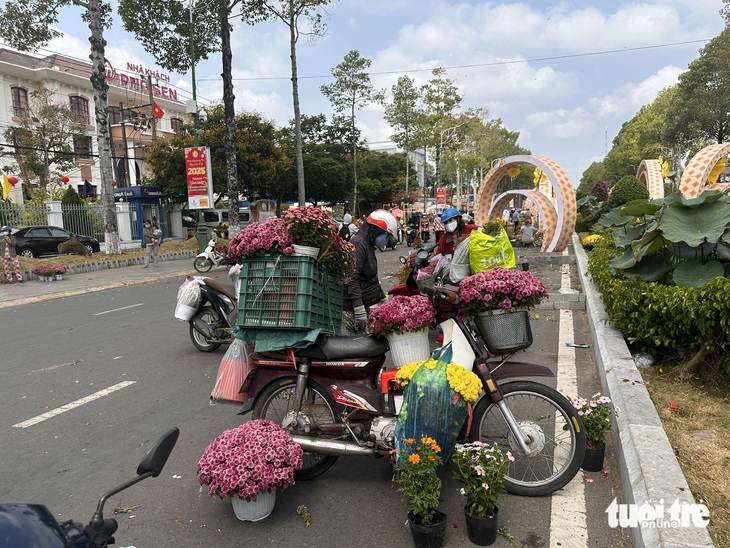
(636, 159), (664, 200)
(489, 190), (558, 252)
(474, 155), (576, 252)
(679, 143), (730, 199)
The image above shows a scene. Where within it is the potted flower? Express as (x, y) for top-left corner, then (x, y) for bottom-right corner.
(282, 206), (337, 255)
(317, 232), (356, 284)
(366, 295), (435, 366)
(196, 419), (304, 521)
(32, 265), (56, 281)
(570, 393), (619, 471)
(452, 441), (514, 546)
(51, 264), (67, 279)
(392, 435), (447, 547)
(227, 217), (294, 262)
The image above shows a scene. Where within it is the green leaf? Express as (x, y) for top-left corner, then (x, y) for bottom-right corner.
(609, 248), (637, 270)
(614, 224), (646, 247)
(622, 256), (672, 282)
(598, 208), (633, 228)
(672, 260), (725, 287)
(657, 200), (730, 246)
(619, 200), (661, 217)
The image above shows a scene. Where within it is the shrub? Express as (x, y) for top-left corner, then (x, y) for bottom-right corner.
(58, 237), (90, 256)
(607, 176), (649, 208)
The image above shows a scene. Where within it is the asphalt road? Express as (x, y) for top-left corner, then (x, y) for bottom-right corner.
(0, 246), (632, 547)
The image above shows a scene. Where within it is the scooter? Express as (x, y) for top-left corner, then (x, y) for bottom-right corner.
(405, 225), (418, 247)
(0, 428), (179, 548)
(238, 252), (586, 496)
(189, 276), (237, 352)
(377, 233), (398, 252)
(194, 237), (234, 273)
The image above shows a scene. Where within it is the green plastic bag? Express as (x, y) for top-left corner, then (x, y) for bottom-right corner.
(469, 227), (516, 273)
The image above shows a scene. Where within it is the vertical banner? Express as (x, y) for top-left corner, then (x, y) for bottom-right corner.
(184, 147), (213, 209)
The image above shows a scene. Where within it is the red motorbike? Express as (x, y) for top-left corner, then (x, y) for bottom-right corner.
(238, 251), (586, 496)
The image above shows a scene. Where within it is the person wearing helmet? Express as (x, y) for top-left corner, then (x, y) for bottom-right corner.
(435, 208), (477, 256)
(0, 225), (24, 283)
(343, 209), (397, 333)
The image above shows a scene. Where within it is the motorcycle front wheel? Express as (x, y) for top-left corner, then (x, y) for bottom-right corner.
(193, 257), (213, 273)
(470, 380), (586, 496)
(189, 306), (223, 352)
(252, 378), (340, 480)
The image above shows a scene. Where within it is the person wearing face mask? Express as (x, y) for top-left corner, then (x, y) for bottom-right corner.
(1, 226), (24, 283)
(435, 207), (478, 257)
(343, 209), (397, 333)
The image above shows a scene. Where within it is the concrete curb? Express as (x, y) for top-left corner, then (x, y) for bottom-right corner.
(572, 233), (714, 548)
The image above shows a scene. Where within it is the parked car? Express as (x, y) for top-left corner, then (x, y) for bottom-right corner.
(12, 225), (100, 258)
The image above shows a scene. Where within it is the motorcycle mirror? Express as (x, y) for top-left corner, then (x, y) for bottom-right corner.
(399, 256), (407, 264)
(137, 428), (180, 477)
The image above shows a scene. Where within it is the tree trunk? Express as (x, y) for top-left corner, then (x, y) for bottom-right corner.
(87, 0), (120, 254)
(220, 0), (239, 235)
(289, 12), (306, 206)
(679, 345), (709, 375)
(351, 103), (357, 216)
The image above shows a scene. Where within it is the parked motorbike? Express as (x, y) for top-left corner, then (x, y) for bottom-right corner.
(194, 238), (234, 273)
(189, 276), (237, 352)
(238, 251), (586, 496)
(0, 428), (179, 548)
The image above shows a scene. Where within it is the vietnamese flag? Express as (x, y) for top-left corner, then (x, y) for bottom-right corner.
(153, 101), (164, 119)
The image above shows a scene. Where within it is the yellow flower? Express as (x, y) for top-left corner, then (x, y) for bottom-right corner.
(395, 362), (423, 386)
(423, 359), (438, 370)
(446, 363), (483, 402)
(507, 166), (521, 179)
(707, 158), (726, 186)
(404, 438), (415, 445)
(658, 155), (670, 179)
(582, 234), (603, 247)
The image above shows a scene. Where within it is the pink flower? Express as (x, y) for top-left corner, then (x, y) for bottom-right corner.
(459, 268), (548, 318)
(366, 295), (436, 336)
(228, 218), (293, 261)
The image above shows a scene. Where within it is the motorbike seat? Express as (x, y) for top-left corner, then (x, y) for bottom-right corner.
(201, 277), (237, 301)
(297, 333), (390, 360)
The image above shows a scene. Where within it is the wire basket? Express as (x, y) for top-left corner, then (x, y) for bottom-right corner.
(473, 309), (533, 355)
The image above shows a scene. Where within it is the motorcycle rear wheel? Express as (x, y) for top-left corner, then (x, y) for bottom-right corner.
(469, 380), (586, 496)
(194, 257), (213, 273)
(252, 378), (340, 480)
(190, 306), (223, 352)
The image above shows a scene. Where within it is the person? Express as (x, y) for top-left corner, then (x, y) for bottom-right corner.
(435, 207), (478, 257)
(502, 207), (511, 223)
(520, 219), (540, 247)
(433, 214), (445, 244)
(339, 213), (357, 241)
(142, 220), (159, 268)
(0, 225), (24, 283)
(343, 209), (397, 334)
(419, 214), (430, 242)
(511, 209), (521, 232)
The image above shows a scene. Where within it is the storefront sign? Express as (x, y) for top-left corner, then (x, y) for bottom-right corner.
(113, 186), (163, 199)
(185, 147), (214, 209)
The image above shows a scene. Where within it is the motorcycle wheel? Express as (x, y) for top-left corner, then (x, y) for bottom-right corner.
(193, 257), (213, 273)
(189, 306), (223, 352)
(377, 244), (387, 252)
(252, 378), (340, 480)
(470, 380), (586, 496)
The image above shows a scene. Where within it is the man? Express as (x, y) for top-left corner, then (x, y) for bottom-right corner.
(0, 226), (24, 283)
(141, 220), (159, 268)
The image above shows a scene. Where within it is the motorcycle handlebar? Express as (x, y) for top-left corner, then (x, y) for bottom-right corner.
(102, 518), (118, 539)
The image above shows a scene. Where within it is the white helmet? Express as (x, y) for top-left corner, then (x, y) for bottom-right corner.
(366, 209), (397, 235)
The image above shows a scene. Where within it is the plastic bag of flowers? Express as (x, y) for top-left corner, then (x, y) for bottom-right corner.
(196, 419), (304, 502)
(393, 344), (482, 466)
(174, 277), (201, 321)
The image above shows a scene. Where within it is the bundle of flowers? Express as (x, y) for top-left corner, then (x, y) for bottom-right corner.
(396, 359), (482, 402)
(282, 206), (337, 249)
(317, 233), (356, 283)
(581, 234), (604, 249)
(366, 295), (435, 336)
(391, 435), (443, 525)
(570, 393), (619, 447)
(459, 267), (549, 318)
(227, 217), (293, 262)
(32, 265), (55, 277)
(51, 265), (67, 275)
(196, 419), (304, 502)
(452, 441), (514, 518)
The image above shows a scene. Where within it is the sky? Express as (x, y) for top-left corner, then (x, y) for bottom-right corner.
(10, 0), (729, 187)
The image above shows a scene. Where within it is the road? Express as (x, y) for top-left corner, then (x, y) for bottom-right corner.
(0, 247), (632, 547)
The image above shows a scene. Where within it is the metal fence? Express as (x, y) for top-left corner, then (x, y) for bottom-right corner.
(61, 203), (106, 243)
(0, 203), (48, 228)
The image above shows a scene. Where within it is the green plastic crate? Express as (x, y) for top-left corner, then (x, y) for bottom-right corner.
(237, 255), (343, 331)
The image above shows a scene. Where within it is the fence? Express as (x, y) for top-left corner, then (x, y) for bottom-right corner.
(61, 203), (106, 242)
(0, 203), (48, 228)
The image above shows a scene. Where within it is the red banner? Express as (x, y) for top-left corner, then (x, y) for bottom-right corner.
(184, 147), (212, 208)
(436, 188), (450, 205)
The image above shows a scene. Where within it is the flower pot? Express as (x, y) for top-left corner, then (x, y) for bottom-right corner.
(464, 506), (499, 546)
(292, 244), (320, 258)
(55, 274), (63, 280)
(473, 309), (532, 355)
(581, 444), (605, 472)
(40, 275), (53, 282)
(231, 490), (276, 521)
(408, 509), (446, 548)
(386, 329), (431, 367)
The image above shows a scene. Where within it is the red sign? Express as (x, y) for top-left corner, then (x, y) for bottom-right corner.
(436, 188), (450, 205)
(184, 147), (213, 208)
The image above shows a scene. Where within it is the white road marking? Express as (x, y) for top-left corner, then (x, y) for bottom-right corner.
(93, 303), (145, 315)
(550, 260), (588, 547)
(12, 381), (136, 429)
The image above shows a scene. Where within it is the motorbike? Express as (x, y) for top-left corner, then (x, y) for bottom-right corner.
(194, 237), (234, 273)
(238, 249), (586, 496)
(405, 225), (418, 247)
(0, 428), (179, 548)
(377, 233), (398, 252)
(189, 276), (237, 352)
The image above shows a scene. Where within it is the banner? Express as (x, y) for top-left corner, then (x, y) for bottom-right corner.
(184, 147), (213, 209)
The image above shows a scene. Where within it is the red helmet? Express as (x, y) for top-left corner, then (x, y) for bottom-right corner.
(366, 209), (397, 235)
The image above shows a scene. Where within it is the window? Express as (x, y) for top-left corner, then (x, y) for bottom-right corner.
(170, 117), (184, 134)
(73, 136), (92, 159)
(108, 106), (122, 125)
(69, 96), (90, 124)
(11, 87), (28, 117)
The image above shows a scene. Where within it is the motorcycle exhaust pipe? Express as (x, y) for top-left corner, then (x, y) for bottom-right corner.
(290, 434), (378, 457)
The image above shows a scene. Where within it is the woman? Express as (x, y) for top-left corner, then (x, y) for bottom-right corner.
(0, 226), (24, 283)
(343, 209), (397, 333)
(435, 208), (477, 257)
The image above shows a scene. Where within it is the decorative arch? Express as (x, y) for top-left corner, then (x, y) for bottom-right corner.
(636, 159), (664, 200)
(475, 155), (576, 252)
(679, 143), (730, 199)
(489, 190), (558, 252)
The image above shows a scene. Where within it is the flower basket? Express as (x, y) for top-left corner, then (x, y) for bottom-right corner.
(386, 329), (431, 367)
(227, 217), (293, 262)
(473, 309), (533, 355)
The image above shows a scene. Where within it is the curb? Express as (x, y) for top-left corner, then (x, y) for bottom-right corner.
(572, 234), (714, 548)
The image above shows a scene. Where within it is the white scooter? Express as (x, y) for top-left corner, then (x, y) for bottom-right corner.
(194, 236), (233, 273)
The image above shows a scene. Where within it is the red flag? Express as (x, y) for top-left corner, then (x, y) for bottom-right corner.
(153, 101), (164, 119)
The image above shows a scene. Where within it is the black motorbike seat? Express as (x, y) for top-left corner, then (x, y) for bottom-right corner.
(296, 333), (390, 360)
(201, 277), (237, 301)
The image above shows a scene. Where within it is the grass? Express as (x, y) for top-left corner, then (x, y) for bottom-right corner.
(640, 365), (730, 547)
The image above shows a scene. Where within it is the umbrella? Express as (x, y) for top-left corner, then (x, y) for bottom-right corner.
(391, 208), (404, 218)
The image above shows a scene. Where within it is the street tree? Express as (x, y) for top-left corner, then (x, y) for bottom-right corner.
(321, 50), (385, 216)
(384, 75), (423, 198)
(0, 0), (121, 253)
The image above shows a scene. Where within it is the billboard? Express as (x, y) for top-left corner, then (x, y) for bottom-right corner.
(184, 147), (214, 209)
